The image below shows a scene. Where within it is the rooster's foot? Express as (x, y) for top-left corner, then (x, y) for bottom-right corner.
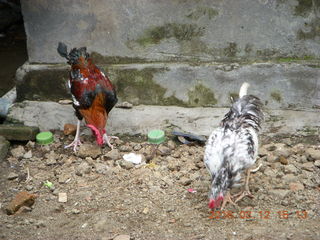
(64, 139), (82, 152)
(234, 190), (254, 203)
(103, 134), (119, 149)
(221, 191), (238, 210)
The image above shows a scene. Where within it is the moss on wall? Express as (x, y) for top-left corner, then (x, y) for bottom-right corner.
(186, 7), (218, 20)
(111, 67), (187, 106)
(136, 23), (205, 47)
(294, 0), (313, 16)
(187, 83), (217, 106)
(16, 69), (69, 102)
(270, 91), (282, 102)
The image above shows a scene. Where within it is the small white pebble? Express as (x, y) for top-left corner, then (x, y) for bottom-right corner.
(58, 192), (67, 203)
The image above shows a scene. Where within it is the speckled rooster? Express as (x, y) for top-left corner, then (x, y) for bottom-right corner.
(204, 82), (264, 209)
(57, 42), (118, 151)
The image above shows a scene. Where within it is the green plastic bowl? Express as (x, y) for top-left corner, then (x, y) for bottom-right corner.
(148, 129), (165, 144)
(36, 131), (54, 145)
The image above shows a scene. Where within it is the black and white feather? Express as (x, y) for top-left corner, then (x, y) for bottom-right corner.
(204, 82), (264, 202)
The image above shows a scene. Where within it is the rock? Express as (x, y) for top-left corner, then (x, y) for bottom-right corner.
(279, 156), (288, 165)
(119, 160), (134, 170)
(58, 192), (67, 203)
(306, 148), (320, 160)
(71, 208), (80, 214)
(301, 162), (314, 171)
(5, 191), (37, 215)
(289, 182), (305, 192)
(292, 143), (305, 154)
(23, 150), (32, 159)
(264, 143), (276, 151)
(45, 151), (57, 165)
(114, 235), (130, 240)
(76, 162), (91, 176)
(133, 144), (142, 151)
(266, 154), (277, 163)
(58, 173), (71, 184)
(7, 172), (18, 180)
(269, 189), (290, 199)
(95, 163), (108, 174)
(283, 164), (298, 175)
(78, 144), (101, 159)
(166, 156), (180, 171)
(142, 207), (149, 214)
(26, 141), (36, 148)
(283, 174), (297, 183)
(314, 160), (320, 167)
(119, 144), (132, 152)
(167, 140), (176, 150)
(11, 145), (25, 158)
(264, 169), (276, 178)
(274, 143), (291, 158)
(0, 125), (39, 141)
(157, 145), (171, 156)
(25, 185), (34, 191)
(179, 177), (192, 186)
(104, 149), (121, 160)
(63, 124), (77, 136)
(116, 101), (133, 109)
(0, 136), (10, 161)
(258, 146), (268, 156)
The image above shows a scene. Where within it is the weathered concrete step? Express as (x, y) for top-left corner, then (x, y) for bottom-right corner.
(16, 62), (320, 109)
(0, 136), (10, 161)
(6, 101), (320, 138)
(0, 124), (39, 141)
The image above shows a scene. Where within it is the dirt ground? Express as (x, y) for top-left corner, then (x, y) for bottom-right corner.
(0, 131), (319, 240)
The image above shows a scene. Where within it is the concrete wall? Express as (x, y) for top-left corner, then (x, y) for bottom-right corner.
(18, 0), (320, 110)
(21, 0), (320, 63)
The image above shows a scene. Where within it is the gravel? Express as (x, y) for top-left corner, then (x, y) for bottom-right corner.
(0, 132), (319, 240)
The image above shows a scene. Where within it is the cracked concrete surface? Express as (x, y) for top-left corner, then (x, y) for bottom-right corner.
(6, 101), (320, 138)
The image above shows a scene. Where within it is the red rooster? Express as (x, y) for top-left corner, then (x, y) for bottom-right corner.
(57, 42), (118, 151)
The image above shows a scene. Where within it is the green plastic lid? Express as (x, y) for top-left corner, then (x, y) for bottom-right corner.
(36, 131), (54, 145)
(148, 129), (165, 144)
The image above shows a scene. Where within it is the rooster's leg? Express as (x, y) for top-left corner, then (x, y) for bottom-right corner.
(221, 191), (238, 210)
(234, 164), (262, 203)
(64, 120), (82, 152)
(103, 132), (119, 149)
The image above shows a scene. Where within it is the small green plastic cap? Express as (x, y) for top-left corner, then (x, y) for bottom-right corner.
(36, 131), (53, 145)
(148, 129), (165, 144)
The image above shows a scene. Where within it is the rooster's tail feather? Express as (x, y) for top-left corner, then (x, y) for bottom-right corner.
(221, 83), (263, 131)
(57, 42), (89, 65)
(239, 82), (250, 98)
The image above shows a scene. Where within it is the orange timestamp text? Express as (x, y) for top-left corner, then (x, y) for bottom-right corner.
(209, 210), (308, 220)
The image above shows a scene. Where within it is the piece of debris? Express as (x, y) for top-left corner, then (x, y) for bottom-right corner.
(7, 172), (18, 180)
(5, 191), (37, 215)
(116, 101), (133, 109)
(63, 124), (77, 136)
(187, 188), (197, 193)
(58, 192), (68, 203)
(43, 180), (54, 190)
(172, 131), (206, 144)
(58, 99), (73, 104)
(114, 235), (130, 240)
(123, 153), (142, 164)
(23, 150), (33, 159)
